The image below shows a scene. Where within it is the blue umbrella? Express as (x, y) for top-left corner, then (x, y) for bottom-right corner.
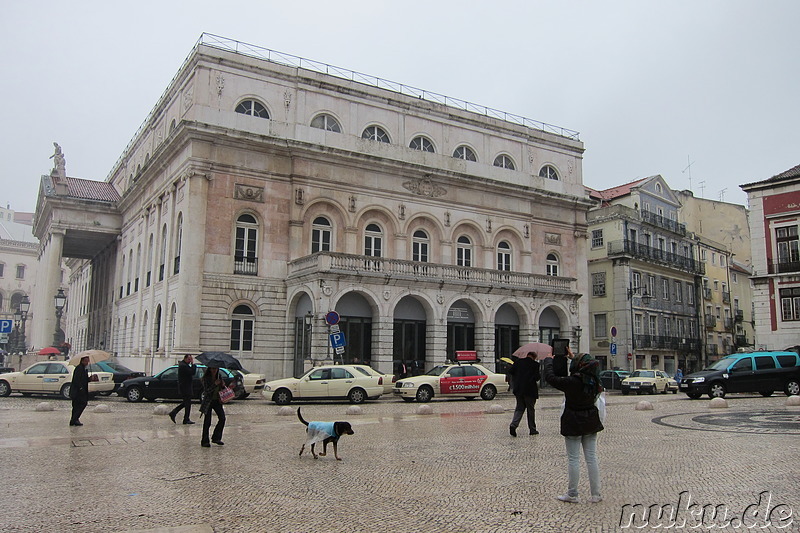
(196, 351), (243, 371)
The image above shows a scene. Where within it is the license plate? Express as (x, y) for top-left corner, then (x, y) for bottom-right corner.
(680, 383), (687, 389)
(630, 385), (639, 389)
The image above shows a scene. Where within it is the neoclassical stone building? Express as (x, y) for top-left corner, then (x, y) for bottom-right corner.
(33, 34), (591, 378)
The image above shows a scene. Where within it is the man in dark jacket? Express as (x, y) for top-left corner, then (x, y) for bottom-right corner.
(69, 356), (90, 426)
(169, 355), (196, 424)
(507, 351), (541, 436)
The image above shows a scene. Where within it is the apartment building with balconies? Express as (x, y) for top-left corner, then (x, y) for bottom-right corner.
(587, 176), (704, 374)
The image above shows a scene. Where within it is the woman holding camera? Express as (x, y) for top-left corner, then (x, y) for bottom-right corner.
(540, 345), (604, 503)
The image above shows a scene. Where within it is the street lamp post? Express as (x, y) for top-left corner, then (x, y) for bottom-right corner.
(53, 289), (67, 347)
(627, 285), (651, 372)
(11, 308), (22, 354)
(18, 295), (30, 354)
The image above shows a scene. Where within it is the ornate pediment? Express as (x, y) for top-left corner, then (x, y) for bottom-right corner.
(234, 183), (264, 203)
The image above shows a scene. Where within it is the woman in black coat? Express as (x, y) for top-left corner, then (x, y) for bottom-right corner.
(70, 356), (90, 426)
(540, 346), (604, 504)
(199, 367), (226, 447)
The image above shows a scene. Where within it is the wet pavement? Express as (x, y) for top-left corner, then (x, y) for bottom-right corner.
(1, 389), (798, 532)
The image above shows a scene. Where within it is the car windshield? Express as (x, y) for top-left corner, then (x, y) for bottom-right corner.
(104, 361), (136, 373)
(425, 365), (448, 376)
(704, 358), (736, 371)
(630, 370), (655, 378)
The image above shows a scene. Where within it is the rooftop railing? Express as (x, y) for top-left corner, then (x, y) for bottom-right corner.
(607, 240), (705, 275)
(199, 33), (581, 141)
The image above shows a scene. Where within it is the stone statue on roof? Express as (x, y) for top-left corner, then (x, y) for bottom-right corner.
(49, 142), (66, 182)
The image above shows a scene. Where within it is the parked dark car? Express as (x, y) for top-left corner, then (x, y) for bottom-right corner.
(120, 364), (244, 402)
(599, 369), (630, 390)
(88, 360), (145, 394)
(680, 351), (800, 399)
(0, 367), (15, 374)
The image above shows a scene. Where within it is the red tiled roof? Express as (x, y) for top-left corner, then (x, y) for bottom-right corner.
(65, 177), (121, 202)
(594, 177), (650, 201)
(741, 164), (800, 189)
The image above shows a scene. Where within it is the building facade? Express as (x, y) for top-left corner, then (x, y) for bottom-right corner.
(587, 176), (704, 374)
(741, 164), (800, 350)
(32, 35), (591, 378)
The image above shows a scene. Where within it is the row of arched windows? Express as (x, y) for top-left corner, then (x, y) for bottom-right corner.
(236, 214), (562, 276)
(234, 100), (561, 179)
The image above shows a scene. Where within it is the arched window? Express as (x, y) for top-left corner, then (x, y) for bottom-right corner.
(493, 154), (515, 170)
(146, 234), (154, 287)
(310, 114), (341, 133)
(409, 136), (435, 153)
(546, 253), (560, 276)
(453, 145), (477, 162)
(159, 224), (167, 281)
(312, 216), (332, 253)
(497, 241), (512, 271)
(235, 99), (270, 119)
(362, 126), (390, 143)
(234, 214), (258, 275)
(457, 235), (472, 267)
(364, 223), (383, 257)
(230, 304), (254, 352)
(539, 165), (559, 180)
(412, 230), (429, 262)
(174, 213), (183, 275)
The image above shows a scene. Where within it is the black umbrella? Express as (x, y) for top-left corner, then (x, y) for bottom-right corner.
(196, 351), (243, 371)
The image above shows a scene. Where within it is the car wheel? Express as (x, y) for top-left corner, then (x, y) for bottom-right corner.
(416, 385), (434, 403)
(648, 386), (657, 395)
(662, 385), (669, 394)
(126, 386), (144, 403)
(0, 380), (11, 397)
(708, 382), (726, 399)
(785, 379), (800, 397)
(686, 392), (702, 400)
(348, 388), (367, 404)
(759, 390), (774, 397)
(401, 397), (415, 403)
(61, 384), (71, 399)
(273, 388), (293, 405)
(480, 384), (497, 401)
(97, 391), (112, 396)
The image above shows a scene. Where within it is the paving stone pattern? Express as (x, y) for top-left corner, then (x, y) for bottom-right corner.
(0, 391), (798, 532)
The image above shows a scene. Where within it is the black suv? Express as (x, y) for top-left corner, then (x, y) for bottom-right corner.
(679, 351), (800, 399)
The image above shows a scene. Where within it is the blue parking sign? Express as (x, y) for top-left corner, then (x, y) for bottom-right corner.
(329, 332), (346, 349)
(0, 320), (12, 334)
(610, 343), (617, 355)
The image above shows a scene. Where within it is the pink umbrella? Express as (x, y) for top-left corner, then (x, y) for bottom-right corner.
(38, 347), (62, 356)
(512, 342), (552, 358)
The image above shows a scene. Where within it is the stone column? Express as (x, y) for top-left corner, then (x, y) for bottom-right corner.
(172, 173), (208, 354)
(32, 230), (65, 350)
(474, 323), (495, 370)
(371, 314), (394, 375)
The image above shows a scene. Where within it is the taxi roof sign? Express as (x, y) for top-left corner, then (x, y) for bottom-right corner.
(454, 350), (480, 363)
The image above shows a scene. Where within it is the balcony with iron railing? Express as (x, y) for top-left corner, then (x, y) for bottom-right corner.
(707, 344), (719, 356)
(607, 240), (705, 275)
(735, 334), (749, 347)
(703, 287), (712, 300)
(634, 334), (701, 352)
(640, 210), (686, 236)
(768, 260), (800, 275)
(287, 252), (576, 293)
(724, 317), (734, 330)
(722, 291), (730, 304)
(704, 315), (717, 328)
(734, 309), (744, 322)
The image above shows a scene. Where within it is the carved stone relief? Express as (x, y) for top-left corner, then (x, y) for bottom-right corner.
(295, 188), (305, 205)
(402, 176), (446, 197)
(234, 183), (265, 203)
(545, 232), (561, 246)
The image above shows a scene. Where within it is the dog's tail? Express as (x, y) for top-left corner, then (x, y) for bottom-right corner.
(297, 407), (309, 426)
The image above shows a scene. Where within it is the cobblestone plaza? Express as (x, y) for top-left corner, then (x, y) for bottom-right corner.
(1, 391), (798, 532)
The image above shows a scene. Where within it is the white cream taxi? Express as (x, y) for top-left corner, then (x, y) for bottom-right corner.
(0, 361), (115, 399)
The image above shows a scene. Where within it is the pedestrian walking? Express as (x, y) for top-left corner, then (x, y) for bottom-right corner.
(69, 355), (90, 426)
(540, 346), (604, 503)
(675, 368), (683, 383)
(508, 351), (540, 436)
(169, 355), (196, 425)
(199, 366), (227, 447)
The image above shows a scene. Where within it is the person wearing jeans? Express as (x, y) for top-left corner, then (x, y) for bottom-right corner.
(540, 346), (604, 503)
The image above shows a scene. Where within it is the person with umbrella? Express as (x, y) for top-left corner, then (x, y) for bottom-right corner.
(69, 355), (90, 426)
(199, 365), (228, 447)
(507, 350), (541, 436)
(169, 355), (196, 425)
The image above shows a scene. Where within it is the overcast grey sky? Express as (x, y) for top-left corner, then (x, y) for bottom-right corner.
(2, 0), (798, 213)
